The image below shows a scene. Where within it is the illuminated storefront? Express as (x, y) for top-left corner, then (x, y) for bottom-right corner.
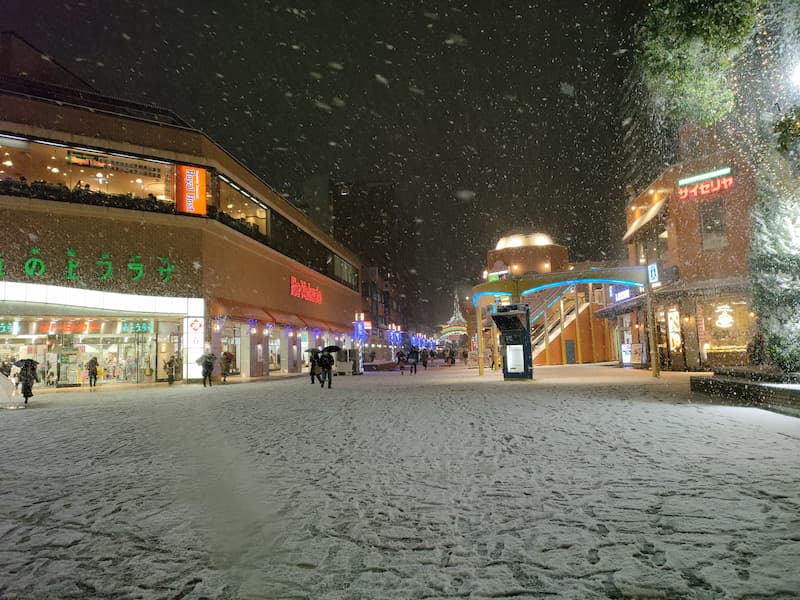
(1, 44), (362, 386)
(604, 147), (756, 370)
(0, 282), (204, 386)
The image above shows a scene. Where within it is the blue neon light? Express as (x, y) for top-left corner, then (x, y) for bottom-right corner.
(521, 278), (645, 297)
(472, 291), (513, 306)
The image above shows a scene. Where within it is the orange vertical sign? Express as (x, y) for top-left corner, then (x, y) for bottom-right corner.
(176, 165), (207, 215)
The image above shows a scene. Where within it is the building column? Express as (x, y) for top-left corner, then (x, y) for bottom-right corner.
(543, 310), (551, 365)
(681, 298), (702, 371)
(588, 286), (597, 363)
(477, 304), (485, 376)
(559, 298), (567, 364)
(574, 286), (583, 364)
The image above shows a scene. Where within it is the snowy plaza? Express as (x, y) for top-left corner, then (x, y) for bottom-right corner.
(1, 365), (799, 599)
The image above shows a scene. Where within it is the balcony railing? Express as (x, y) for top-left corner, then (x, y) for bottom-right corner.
(2, 178), (359, 291)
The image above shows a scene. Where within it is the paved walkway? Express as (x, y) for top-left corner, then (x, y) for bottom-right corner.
(1, 365), (797, 599)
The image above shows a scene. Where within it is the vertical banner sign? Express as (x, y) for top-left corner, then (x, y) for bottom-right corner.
(184, 316), (206, 379)
(176, 166), (207, 215)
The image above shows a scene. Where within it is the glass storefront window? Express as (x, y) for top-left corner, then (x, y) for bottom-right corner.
(0, 136), (177, 202)
(156, 321), (183, 382)
(219, 179), (269, 237)
(268, 329), (282, 373)
(300, 330), (310, 368)
(697, 299), (752, 352)
(0, 316), (164, 386)
(221, 323), (241, 375)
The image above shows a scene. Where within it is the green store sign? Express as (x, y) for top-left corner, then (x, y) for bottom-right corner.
(0, 248), (177, 284)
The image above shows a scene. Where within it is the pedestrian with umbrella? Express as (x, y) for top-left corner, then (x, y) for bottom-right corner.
(318, 345), (339, 389)
(15, 358), (39, 404)
(305, 348), (323, 385)
(196, 351), (217, 387)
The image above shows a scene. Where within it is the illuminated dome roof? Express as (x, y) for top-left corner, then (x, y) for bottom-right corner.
(495, 232), (554, 250)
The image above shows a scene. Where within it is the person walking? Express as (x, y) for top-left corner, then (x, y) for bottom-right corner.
(200, 352), (217, 387)
(420, 348), (429, 370)
(309, 351), (324, 385)
(164, 355), (176, 385)
(318, 350), (334, 389)
(220, 351), (233, 383)
(17, 359), (39, 405)
(396, 349), (406, 374)
(407, 346), (419, 375)
(86, 356), (99, 388)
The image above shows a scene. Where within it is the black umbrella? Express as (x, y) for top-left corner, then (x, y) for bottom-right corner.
(14, 358), (38, 368)
(323, 345), (341, 353)
(304, 348), (320, 353)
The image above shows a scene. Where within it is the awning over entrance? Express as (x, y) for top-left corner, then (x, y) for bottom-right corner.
(209, 298), (274, 322)
(267, 309), (308, 328)
(302, 317), (338, 332)
(622, 198), (666, 243)
(594, 293), (646, 319)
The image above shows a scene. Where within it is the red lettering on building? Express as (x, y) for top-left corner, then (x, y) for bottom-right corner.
(290, 276), (323, 304)
(38, 320), (101, 334)
(677, 176), (734, 200)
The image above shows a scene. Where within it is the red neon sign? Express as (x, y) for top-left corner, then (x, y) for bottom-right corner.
(38, 320), (101, 334)
(290, 276), (323, 304)
(677, 176), (734, 200)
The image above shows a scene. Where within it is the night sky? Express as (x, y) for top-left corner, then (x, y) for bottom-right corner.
(7, 0), (645, 324)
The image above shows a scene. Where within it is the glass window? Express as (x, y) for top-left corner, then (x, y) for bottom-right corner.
(700, 198), (728, 251)
(219, 179), (269, 237)
(696, 299), (752, 353)
(0, 135), (183, 204)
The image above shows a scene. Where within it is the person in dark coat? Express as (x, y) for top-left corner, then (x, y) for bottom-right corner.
(200, 352), (217, 387)
(318, 350), (334, 389)
(309, 351), (324, 385)
(86, 356), (99, 388)
(420, 348), (429, 370)
(18, 360), (39, 404)
(164, 355), (176, 384)
(220, 352), (233, 383)
(407, 347), (419, 375)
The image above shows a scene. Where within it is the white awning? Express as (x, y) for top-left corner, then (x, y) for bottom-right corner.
(623, 198), (666, 243)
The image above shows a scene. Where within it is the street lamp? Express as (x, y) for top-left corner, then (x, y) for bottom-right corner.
(791, 63), (800, 88)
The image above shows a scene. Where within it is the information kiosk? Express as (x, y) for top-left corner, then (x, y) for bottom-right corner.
(491, 303), (533, 380)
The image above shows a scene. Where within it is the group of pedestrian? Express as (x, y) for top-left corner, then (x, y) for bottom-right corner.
(309, 349), (334, 389)
(397, 346), (422, 374)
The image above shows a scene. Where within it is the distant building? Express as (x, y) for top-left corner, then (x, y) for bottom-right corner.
(301, 176), (425, 343)
(485, 232), (569, 280)
(477, 231), (619, 366)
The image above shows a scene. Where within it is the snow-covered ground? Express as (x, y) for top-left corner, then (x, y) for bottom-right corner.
(1, 365), (799, 599)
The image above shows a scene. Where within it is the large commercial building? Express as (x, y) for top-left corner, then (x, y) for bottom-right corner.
(0, 33), (362, 386)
